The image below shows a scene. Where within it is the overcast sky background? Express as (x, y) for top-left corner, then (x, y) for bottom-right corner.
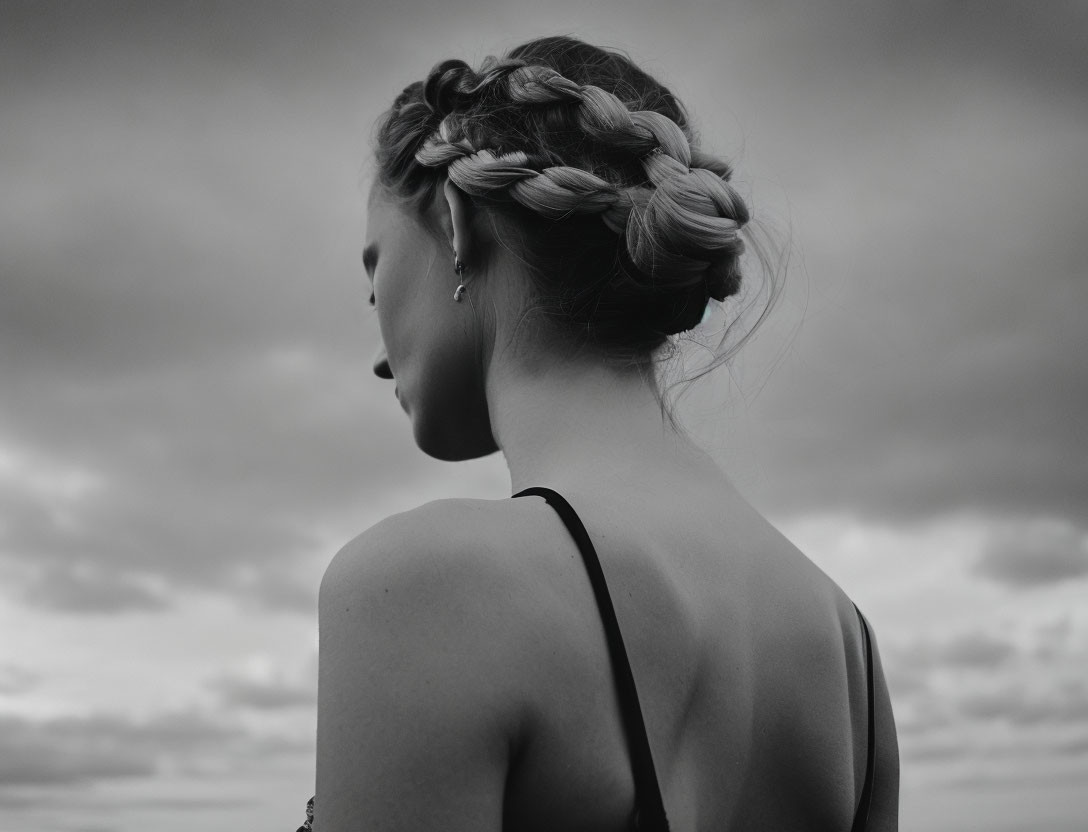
(1, 1), (1086, 830)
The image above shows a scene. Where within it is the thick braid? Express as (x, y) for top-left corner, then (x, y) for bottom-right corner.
(417, 123), (637, 223)
(415, 61), (750, 316)
(630, 150), (750, 297)
(505, 66), (690, 162)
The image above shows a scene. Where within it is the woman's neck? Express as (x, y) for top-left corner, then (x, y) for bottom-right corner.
(486, 353), (719, 495)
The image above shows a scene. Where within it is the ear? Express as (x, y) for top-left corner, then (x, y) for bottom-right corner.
(442, 178), (473, 264)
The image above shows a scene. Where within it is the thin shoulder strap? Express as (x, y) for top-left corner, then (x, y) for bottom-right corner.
(513, 486), (670, 832)
(850, 604), (877, 832)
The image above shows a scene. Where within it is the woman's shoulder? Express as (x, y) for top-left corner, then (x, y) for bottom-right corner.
(320, 496), (544, 602)
(314, 497), (558, 828)
(318, 496), (565, 669)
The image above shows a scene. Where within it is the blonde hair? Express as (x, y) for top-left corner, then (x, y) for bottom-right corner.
(374, 36), (775, 368)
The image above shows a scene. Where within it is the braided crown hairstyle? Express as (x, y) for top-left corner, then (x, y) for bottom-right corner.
(374, 36), (754, 359)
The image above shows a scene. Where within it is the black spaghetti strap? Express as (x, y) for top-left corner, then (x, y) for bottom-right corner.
(850, 604), (877, 832)
(513, 486), (670, 832)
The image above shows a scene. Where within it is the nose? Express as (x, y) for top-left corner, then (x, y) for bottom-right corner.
(372, 343), (393, 380)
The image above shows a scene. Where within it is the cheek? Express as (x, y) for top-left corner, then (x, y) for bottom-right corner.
(376, 253), (451, 373)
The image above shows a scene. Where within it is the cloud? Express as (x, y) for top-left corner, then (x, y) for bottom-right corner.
(974, 520), (1088, 588)
(900, 739), (966, 763)
(883, 629), (1016, 705)
(959, 683), (1088, 727)
(0, 708), (305, 789)
(0, 663), (39, 695)
(204, 650), (318, 713)
(884, 612), (1088, 741)
(1056, 735), (1088, 757)
(883, 630), (1018, 729)
(0, 347), (507, 613)
(0, 350), (468, 612)
(210, 675), (316, 711)
(931, 634), (1015, 669)
(883, 662), (929, 699)
(889, 630), (1017, 676)
(0, 787), (257, 817)
(893, 706), (949, 739)
(0, 713), (198, 787)
(673, 6), (1088, 533)
(21, 566), (169, 614)
(701, 167), (1088, 528)
(756, 1), (1088, 107)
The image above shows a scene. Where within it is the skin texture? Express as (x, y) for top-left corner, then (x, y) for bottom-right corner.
(315, 181), (899, 831)
(363, 182), (497, 460)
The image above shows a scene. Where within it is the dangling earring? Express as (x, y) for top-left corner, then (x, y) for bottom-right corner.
(453, 255), (467, 302)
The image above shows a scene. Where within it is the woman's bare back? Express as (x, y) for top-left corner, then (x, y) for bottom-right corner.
(315, 462), (898, 830)
(486, 471), (899, 831)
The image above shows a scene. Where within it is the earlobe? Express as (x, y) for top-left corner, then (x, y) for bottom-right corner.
(443, 178), (473, 263)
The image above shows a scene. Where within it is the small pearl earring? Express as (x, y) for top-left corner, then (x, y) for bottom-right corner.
(453, 255), (467, 302)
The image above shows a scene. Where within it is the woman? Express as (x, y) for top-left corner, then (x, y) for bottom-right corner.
(308, 35), (899, 832)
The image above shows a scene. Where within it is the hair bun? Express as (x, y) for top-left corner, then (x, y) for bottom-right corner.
(618, 161), (748, 333)
(618, 256), (744, 337)
(422, 60), (478, 116)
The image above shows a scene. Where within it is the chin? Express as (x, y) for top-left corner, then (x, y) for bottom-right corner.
(410, 405), (500, 462)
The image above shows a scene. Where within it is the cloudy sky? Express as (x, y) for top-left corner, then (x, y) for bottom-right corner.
(1, 1), (1086, 830)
